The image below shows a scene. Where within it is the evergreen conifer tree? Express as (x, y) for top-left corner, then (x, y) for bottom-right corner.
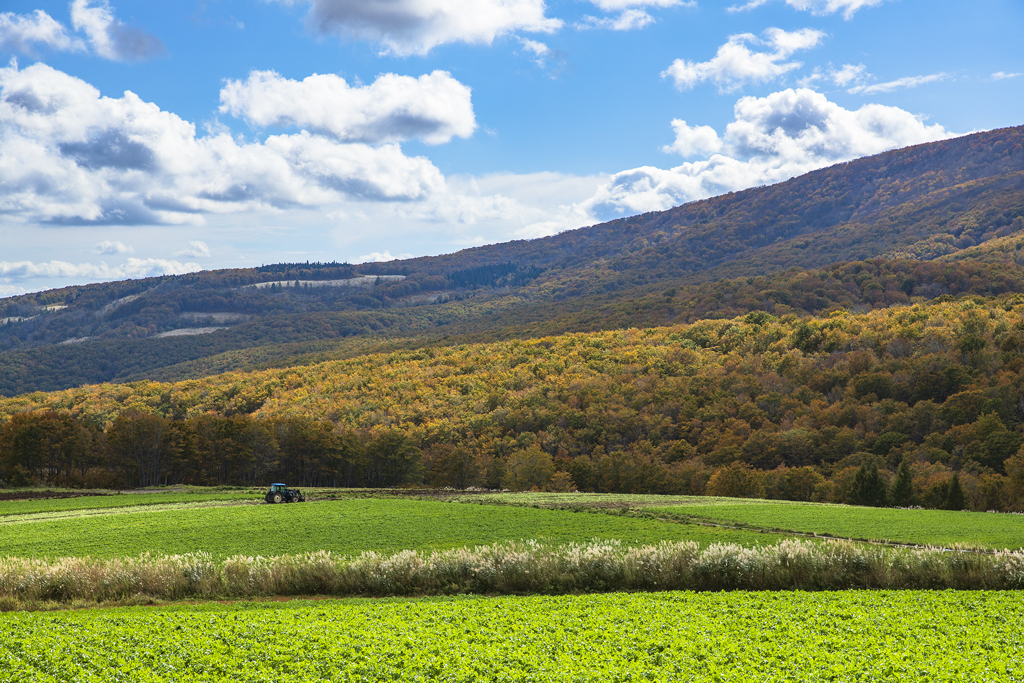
(890, 460), (915, 507)
(850, 461), (887, 507)
(943, 473), (966, 511)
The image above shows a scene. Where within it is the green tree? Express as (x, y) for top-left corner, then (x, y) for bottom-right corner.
(426, 444), (480, 489)
(942, 473), (966, 511)
(707, 462), (764, 499)
(0, 411), (98, 485)
(107, 411), (174, 488)
(889, 460), (915, 507)
(502, 446), (555, 491)
(363, 429), (422, 488)
(849, 461), (887, 507)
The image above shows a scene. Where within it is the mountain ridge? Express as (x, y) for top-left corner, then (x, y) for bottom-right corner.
(1, 124), (1023, 395)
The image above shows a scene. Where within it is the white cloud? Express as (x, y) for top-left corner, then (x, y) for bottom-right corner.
(94, 239), (133, 254)
(576, 10), (655, 31)
(589, 0), (692, 8)
(354, 250), (413, 263)
(517, 38), (567, 74)
(577, 0), (693, 30)
(219, 70), (475, 145)
(662, 28), (825, 93)
(728, 0), (886, 20)
(271, 0), (562, 56)
(0, 61), (447, 226)
(0, 10), (85, 55)
(176, 240), (211, 258)
(0, 283), (28, 296)
(69, 0), (164, 61)
(519, 37), (550, 66)
(800, 64), (943, 95)
(992, 71), (1022, 81)
(848, 72), (947, 95)
(582, 88), (952, 219)
(520, 38), (550, 58)
(798, 62), (868, 88)
(661, 119), (723, 157)
(829, 63), (868, 87)
(0, 257), (200, 281)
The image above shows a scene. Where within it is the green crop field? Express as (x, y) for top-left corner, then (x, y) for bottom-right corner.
(647, 500), (1024, 550)
(449, 492), (1024, 550)
(0, 490), (256, 518)
(0, 497), (784, 559)
(1, 590), (1020, 682)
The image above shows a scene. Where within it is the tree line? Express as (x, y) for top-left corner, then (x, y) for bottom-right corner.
(0, 411), (424, 490)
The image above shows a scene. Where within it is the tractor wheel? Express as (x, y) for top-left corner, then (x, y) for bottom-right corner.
(272, 493), (283, 504)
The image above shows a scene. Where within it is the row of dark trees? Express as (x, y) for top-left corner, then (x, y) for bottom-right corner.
(0, 409), (1007, 513)
(848, 460), (965, 510)
(0, 411), (422, 490)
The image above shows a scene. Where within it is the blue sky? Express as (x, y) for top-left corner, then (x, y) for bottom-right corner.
(0, 0), (1021, 294)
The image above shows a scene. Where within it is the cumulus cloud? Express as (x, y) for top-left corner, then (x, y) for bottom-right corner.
(272, 0), (562, 56)
(0, 10), (85, 55)
(69, 0), (164, 61)
(848, 72), (947, 95)
(663, 28), (825, 93)
(219, 70), (475, 145)
(728, 0), (886, 20)
(0, 61), (447, 226)
(582, 88), (952, 220)
(661, 120), (723, 157)
(176, 240), (210, 258)
(0, 2), (161, 61)
(0, 257), (200, 281)
(93, 239), (133, 254)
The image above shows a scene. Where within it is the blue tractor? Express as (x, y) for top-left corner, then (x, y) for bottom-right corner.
(265, 483), (304, 504)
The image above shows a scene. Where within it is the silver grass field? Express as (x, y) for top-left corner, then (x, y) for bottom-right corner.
(1, 538), (1023, 609)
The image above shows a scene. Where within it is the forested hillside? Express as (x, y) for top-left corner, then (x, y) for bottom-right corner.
(3, 295), (1024, 511)
(1, 126), (1023, 395)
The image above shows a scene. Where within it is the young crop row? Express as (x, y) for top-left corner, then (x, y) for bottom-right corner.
(1, 590), (1021, 682)
(1, 539), (1023, 608)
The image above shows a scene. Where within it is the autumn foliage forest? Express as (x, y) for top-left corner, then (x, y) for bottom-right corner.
(3, 127), (1024, 511)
